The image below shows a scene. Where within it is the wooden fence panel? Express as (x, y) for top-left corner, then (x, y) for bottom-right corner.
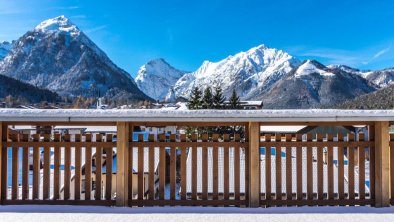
(259, 126), (375, 207)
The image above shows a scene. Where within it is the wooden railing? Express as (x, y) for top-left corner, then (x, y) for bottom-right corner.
(259, 130), (374, 206)
(0, 118), (392, 208)
(0, 126), (116, 205)
(126, 122), (249, 206)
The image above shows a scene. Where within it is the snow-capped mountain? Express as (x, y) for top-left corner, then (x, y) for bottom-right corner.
(360, 68), (394, 88)
(135, 58), (185, 101)
(0, 15), (151, 102)
(0, 41), (13, 60)
(167, 44), (301, 101)
(261, 60), (375, 108)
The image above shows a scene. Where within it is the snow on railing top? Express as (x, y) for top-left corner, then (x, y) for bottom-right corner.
(0, 109), (393, 122)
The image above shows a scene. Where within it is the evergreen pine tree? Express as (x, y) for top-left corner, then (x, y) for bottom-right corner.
(229, 89), (240, 109)
(202, 87), (214, 109)
(187, 86), (202, 109)
(213, 86), (226, 109)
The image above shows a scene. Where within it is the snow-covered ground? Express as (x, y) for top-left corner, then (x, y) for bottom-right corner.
(1, 205), (394, 222)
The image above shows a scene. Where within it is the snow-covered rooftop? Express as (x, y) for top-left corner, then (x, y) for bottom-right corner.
(0, 109), (393, 122)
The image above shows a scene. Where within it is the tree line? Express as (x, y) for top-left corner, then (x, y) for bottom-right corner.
(187, 86), (241, 109)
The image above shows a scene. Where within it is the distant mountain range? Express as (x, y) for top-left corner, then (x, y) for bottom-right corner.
(0, 15), (393, 108)
(136, 46), (393, 108)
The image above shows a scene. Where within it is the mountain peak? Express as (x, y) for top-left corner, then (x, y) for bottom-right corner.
(135, 59), (186, 101)
(294, 59), (334, 77)
(34, 15), (80, 36)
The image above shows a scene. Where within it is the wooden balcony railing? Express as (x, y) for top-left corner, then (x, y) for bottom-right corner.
(0, 109), (392, 208)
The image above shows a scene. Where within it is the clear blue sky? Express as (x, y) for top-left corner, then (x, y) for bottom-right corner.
(1, 0), (394, 77)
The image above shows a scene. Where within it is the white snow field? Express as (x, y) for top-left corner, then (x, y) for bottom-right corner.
(1, 205), (394, 222)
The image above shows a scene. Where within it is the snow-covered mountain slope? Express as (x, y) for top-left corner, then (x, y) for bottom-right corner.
(0, 15), (151, 102)
(167, 44), (301, 101)
(262, 60), (375, 108)
(361, 68), (394, 88)
(135, 58), (185, 101)
(0, 41), (13, 60)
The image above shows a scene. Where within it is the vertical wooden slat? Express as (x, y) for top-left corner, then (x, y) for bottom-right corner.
(11, 134), (19, 200)
(148, 134), (155, 200)
(368, 125), (375, 203)
(159, 134), (166, 200)
(265, 134), (272, 203)
(390, 134), (394, 205)
(85, 134), (92, 200)
(138, 134), (144, 201)
(74, 134), (81, 200)
(275, 134), (282, 201)
(53, 134), (61, 200)
(306, 133), (313, 201)
(327, 134), (334, 200)
(359, 133), (366, 201)
(296, 134), (303, 201)
(348, 133), (355, 200)
(202, 134), (208, 200)
(191, 134), (198, 200)
(105, 134), (113, 200)
(63, 134), (71, 200)
(234, 134), (241, 201)
(337, 133), (345, 200)
(22, 134), (29, 200)
(170, 134), (176, 201)
(244, 124), (250, 204)
(127, 124), (135, 206)
(32, 134), (40, 200)
(285, 134), (292, 202)
(95, 134), (102, 200)
(0, 124), (7, 203)
(212, 134), (219, 200)
(43, 134), (50, 200)
(180, 134), (187, 200)
(223, 134), (230, 200)
(316, 133), (323, 201)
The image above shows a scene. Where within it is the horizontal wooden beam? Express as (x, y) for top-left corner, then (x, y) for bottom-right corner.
(5, 142), (116, 147)
(259, 121), (375, 126)
(5, 121), (116, 126)
(132, 122), (249, 127)
(2, 200), (115, 206)
(129, 199), (247, 206)
(131, 142), (247, 147)
(259, 141), (374, 147)
(260, 199), (373, 206)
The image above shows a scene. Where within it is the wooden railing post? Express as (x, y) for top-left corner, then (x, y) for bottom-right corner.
(116, 122), (130, 206)
(0, 122), (2, 204)
(248, 121), (260, 207)
(374, 121), (390, 207)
